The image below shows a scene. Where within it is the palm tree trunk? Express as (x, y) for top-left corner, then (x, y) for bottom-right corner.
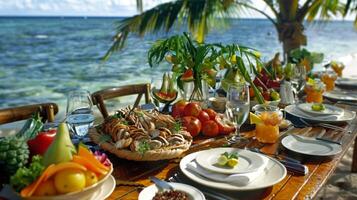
(277, 21), (307, 61)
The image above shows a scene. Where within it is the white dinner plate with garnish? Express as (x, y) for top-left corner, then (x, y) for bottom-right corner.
(323, 90), (357, 102)
(281, 135), (342, 157)
(297, 103), (344, 116)
(195, 148), (265, 174)
(180, 151), (286, 191)
(285, 105), (356, 124)
(138, 182), (205, 200)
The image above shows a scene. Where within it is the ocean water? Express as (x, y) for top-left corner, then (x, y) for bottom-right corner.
(0, 17), (357, 113)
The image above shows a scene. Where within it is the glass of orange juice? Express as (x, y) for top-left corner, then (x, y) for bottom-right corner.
(321, 71), (337, 91)
(304, 80), (325, 103)
(330, 61), (344, 77)
(253, 105), (283, 144)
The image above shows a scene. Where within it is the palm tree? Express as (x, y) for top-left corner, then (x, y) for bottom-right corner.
(103, 0), (357, 61)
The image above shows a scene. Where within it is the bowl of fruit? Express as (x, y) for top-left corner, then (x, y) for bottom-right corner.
(10, 123), (114, 200)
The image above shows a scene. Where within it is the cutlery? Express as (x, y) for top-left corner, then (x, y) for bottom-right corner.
(299, 118), (349, 133)
(247, 147), (308, 175)
(291, 134), (342, 146)
(168, 173), (236, 200)
(248, 147), (301, 164)
(149, 176), (173, 191)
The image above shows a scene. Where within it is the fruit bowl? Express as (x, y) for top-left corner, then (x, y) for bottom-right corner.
(22, 166), (113, 200)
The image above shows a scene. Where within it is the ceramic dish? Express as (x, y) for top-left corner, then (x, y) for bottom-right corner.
(336, 78), (357, 90)
(138, 183), (205, 200)
(297, 103), (344, 116)
(284, 105), (356, 124)
(281, 135), (342, 157)
(195, 148), (265, 174)
(323, 90), (357, 102)
(179, 152), (286, 191)
(24, 168), (114, 200)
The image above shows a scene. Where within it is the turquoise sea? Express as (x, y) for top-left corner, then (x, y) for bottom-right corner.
(1, 17), (357, 112)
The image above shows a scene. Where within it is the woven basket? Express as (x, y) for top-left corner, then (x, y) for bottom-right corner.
(89, 129), (192, 161)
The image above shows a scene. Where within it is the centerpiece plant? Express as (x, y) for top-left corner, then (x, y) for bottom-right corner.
(148, 32), (265, 104)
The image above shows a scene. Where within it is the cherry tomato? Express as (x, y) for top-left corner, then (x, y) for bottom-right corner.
(197, 111), (210, 123)
(203, 108), (217, 120)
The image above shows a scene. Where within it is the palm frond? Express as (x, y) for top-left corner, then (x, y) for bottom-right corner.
(103, 0), (247, 61)
(306, 0), (346, 21)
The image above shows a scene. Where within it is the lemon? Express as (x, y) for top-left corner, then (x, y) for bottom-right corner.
(217, 155), (228, 166)
(250, 112), (262, 124)
(227, 158), (239, 168)
(54, 169), (86, 194)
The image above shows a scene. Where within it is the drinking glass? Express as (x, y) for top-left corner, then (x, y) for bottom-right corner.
(304, 79), (325, 103)
(225, 83), (250, 144)
(253, 105), (283, 144)
(66, 89), (95, 142)
(291, 64), (306, 94)
(151, 78), (165, 110)
(321, 71), (337, 91)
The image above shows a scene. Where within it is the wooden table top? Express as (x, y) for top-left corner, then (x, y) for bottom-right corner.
(105, 103), (357, 200)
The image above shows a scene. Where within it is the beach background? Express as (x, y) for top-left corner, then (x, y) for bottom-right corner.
(0, 17), (357, 199)
(1, 17), (357, 115)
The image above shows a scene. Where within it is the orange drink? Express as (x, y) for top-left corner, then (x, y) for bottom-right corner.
(330, 61), (344, 77)
(304, 80), (325, 103)
(251, 105), (283, 144)
(321, 72), (337, 91)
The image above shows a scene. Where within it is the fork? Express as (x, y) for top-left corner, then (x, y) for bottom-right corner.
(299, 118), (349, 133)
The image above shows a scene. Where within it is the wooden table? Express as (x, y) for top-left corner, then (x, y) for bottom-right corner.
(105, 103), (357, 200)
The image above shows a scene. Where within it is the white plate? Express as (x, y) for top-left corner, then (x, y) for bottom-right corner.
(297, 103), (344, 116)
(285, 105), (356, 124)
(138, 182), (205, 200)
(336, 78), (357, 89)
(179, 152), (286, 191)
(324, 90), (357, 102)
(281, 135), (342, 157)
(195, 148), (265, 174)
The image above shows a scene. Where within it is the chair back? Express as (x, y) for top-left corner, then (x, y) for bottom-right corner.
(0, 103), (59, 125)
(91, 84), (151, 118)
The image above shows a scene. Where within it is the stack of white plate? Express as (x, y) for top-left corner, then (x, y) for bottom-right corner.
(285, 103), (355, 124)
(179, 148), (286, 191)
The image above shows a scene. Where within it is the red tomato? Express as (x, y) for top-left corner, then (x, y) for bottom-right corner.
(27, 129), (56, 156)
(215, 116), (235, 135)
(181, 116), (201, 137)
(197, 111), (210, 123)
(202, 120), (219, 137)
(171, 100), (188, 118)
(203, 108), (217, 120)
(183, 102), (202, 117)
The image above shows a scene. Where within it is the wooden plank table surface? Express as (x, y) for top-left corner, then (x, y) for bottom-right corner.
(105, 103), (357, 200)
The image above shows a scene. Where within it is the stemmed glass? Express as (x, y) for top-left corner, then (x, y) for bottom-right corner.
(151, 77), (165, 111)
(66, 89), (95, 143)
(291, 64), (306, 100)
(225, 83), (250, 144)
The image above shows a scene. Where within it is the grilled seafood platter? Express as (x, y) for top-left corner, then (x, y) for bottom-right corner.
(89, 107), (192, 161)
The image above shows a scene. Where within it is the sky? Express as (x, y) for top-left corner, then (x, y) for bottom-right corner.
(0, 0), (282, 17)
(0, 0), (353, 20)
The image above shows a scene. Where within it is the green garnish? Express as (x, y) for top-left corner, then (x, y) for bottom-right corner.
(137, 141), (150, 155)
(311, 103), (325, 111)
(173, 121), (182, 132)
(10, 155), (45, 192)
(216, 152), (239, 168)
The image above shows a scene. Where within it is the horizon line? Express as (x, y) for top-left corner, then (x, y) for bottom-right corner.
(0, 15), (354, 22)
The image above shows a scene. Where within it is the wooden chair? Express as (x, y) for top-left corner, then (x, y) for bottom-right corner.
(91, 84), (151, 118)
(0, 103), (59, 125)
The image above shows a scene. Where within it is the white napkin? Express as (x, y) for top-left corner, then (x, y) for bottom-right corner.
(186, 156), (268, 186)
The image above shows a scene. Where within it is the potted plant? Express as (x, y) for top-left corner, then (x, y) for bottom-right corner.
(148, 32), (264, 104)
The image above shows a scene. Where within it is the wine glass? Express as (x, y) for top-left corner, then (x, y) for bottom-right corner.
(225, 83), (250, 144)
(291, 64), (306, 101)
(66, 89), (94, 143)
(151, 77), (165, 110)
